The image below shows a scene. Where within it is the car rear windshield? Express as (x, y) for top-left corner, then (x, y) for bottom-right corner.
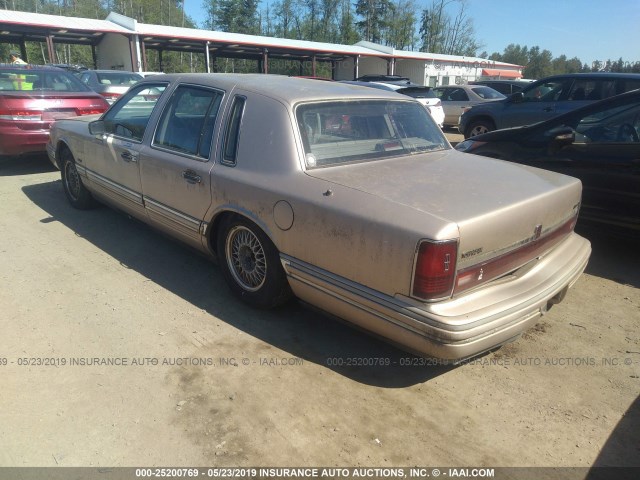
(297, 100), (448, 169)
(396, 87), (436, 99)
(96, 72), (143, 86)
(0, 68), (91, 92)
(470, 86), (505, 99)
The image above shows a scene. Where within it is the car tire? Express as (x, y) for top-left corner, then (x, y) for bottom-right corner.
(60, 147), (98, 210)
(465, 119), (495, 139)
(217, 215), (292, 309)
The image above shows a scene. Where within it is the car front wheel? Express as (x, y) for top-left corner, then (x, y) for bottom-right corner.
(217, 215), (292, 309)
(60, 147), (97, 209)
(465, 119), (495, 138)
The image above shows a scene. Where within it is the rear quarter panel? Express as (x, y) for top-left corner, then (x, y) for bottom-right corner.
(206, 91), (456, 298)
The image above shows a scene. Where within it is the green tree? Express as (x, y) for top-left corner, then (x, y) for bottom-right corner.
(338, 0), (359, 44)
(419, 0), (479, 55)
(385, 0), (416, 50)
(355, 0), (393, 44)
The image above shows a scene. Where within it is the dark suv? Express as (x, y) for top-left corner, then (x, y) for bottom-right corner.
(460, 73), (640, 138)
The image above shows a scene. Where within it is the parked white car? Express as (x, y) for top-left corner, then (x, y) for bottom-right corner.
(344, 76), (445, 128)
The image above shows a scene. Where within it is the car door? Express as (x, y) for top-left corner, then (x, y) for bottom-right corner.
(84, 82), (167, 219)
(543, 99), (640, 230)
(436, 87), (470, 126)
(500, 78), (573, 128)
(140, 84), (224, 250)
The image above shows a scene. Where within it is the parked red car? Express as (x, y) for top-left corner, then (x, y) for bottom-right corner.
(0, 64), (109, 158)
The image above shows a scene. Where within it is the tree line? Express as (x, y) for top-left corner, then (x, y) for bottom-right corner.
(2, 0), (638, 77)
(484, 44), (640, 79)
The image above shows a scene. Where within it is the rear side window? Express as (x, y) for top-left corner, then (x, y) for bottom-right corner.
(221, 96), (246, 165)
(567, 80), (616, 101)
(620, 79), (640, 94)
(471, 86), (504, 99)
(154, 85), (223, 158)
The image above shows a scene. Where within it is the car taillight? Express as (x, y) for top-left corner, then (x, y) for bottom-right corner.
(76, 107), (107, 115)
(0, 109), (43, 121)
(412, 239), (458, 301)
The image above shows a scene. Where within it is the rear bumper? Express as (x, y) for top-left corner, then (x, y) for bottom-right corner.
(283, 232), (590, 360)
(0, 125), (49, 156)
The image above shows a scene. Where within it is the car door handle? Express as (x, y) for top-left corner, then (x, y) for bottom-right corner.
(120, 151), (138, 163)
(182, 170), (201, 184)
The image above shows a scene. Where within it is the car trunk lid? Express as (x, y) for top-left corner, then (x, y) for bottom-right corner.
(0, 93), (108, 128)
(306, 149), (582, 295)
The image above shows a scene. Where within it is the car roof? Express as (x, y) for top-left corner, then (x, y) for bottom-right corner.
(533, 72), (640, 81)
(471, 80), (531, 85)
(0, 63), (66, 72)
(144, 74), (404, 105)
(85, 70), (143, 75)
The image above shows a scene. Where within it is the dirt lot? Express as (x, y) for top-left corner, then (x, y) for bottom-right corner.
(0, 152), (638, 470)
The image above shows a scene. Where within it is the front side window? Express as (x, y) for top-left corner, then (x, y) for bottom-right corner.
(523, 80), (568, 102)
(297, 100), (448, 169)
(443, 88), (469, 102)
(102, 83), (167, 141)
(572, 100), (640, 144)
(154, 85), (223, 158)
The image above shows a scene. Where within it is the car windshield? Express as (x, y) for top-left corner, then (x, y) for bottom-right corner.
(0, 68), (91, 92)
(471, 86), (505, 99)
(96, 72), (143, 86)
(297, 100), (448, 169)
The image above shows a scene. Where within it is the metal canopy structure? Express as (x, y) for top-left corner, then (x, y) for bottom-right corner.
(0, 10), (134, 66)
(121, 19), (391, 75)
(0, 9), (521, 80)
(0, 9), (393, 76)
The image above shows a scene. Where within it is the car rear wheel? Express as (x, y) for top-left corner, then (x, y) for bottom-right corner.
(60, 147), (98, 210)
(465, 119), (495, 138)
(217, 215), (292, 309)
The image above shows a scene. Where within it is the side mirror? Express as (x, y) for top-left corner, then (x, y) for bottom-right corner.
(550, 126), (575, 145)
(508, 92), (524, 104)
(547, 126), (575, 153)
(89, 120), (105, 136)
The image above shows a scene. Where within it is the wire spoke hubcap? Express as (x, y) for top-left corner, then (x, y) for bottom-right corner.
(226, 226), (267, 291)
(64, 161), (81, 200)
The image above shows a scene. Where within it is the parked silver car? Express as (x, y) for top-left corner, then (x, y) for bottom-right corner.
(47, 74), (590, 360)
(433, 85), (505, 128)
(78, 70), (143, 104)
